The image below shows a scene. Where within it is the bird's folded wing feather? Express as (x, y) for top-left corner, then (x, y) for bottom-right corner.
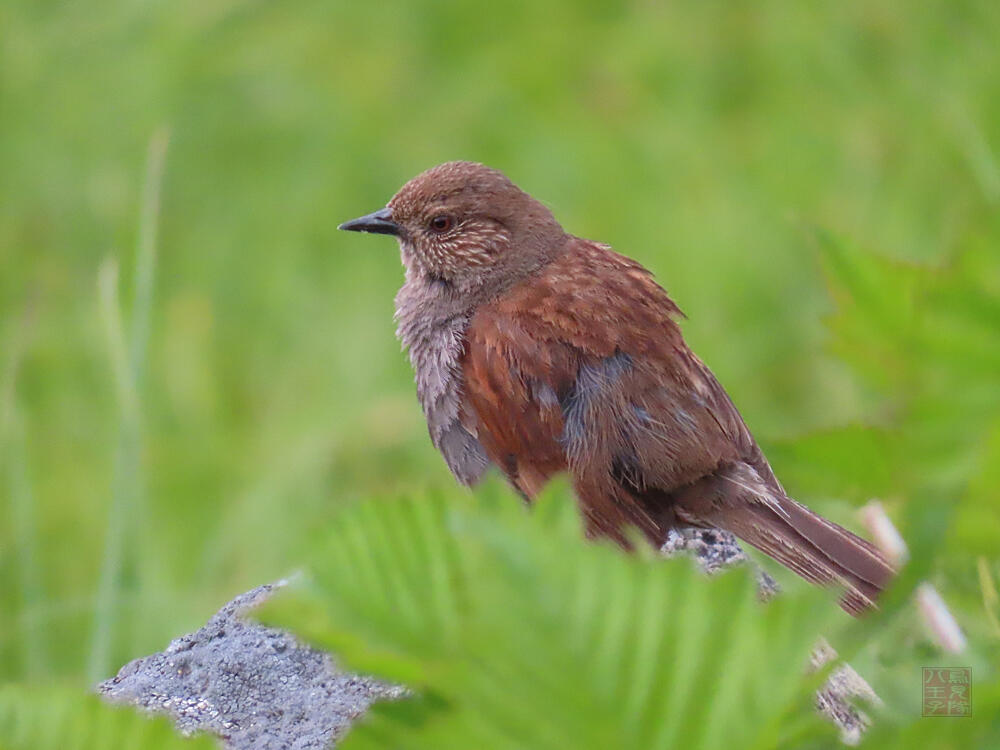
(460, 238), (772, 538)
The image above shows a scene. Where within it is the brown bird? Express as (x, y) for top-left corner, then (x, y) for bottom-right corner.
(340, 161), (893, 614)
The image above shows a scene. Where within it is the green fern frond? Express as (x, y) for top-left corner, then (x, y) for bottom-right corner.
(264, 485), (843, 750)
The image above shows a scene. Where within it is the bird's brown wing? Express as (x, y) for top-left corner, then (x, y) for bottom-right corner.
(461, 238), (752, 541)
(459, 303), (571, 501)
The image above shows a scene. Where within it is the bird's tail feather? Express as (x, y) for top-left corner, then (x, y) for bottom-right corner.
(717, 495), (892, 614)
(671, 463), (895, 615)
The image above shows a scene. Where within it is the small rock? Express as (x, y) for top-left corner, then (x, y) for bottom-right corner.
(98, 582), (404, 749)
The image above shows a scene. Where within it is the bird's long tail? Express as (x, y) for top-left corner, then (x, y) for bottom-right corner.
(670, 462), (895, 616)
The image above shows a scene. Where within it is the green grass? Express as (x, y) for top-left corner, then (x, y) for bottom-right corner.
(1, 1), (998, 745)
(87, 127), (170, 683)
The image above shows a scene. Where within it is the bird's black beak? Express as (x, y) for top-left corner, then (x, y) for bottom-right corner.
(338, 207), (401, 236)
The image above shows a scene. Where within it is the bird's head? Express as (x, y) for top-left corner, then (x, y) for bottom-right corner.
(340, 161), (566, 292)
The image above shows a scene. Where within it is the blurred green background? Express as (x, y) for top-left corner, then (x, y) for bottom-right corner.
(1, 0), (998, 717)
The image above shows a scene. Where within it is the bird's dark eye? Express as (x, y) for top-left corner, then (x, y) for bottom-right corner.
(429, 215), (453, 233)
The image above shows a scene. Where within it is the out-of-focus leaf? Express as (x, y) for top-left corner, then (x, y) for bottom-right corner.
(817, 231), (1000, 560)
(861, 678), (1000, 749)
(0, 684), (216, 750)
(957, 422), (1000, 557)
(766, 424), (898, 503)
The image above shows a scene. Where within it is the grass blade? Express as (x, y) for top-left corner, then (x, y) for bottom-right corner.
(87, 128), (170, 682)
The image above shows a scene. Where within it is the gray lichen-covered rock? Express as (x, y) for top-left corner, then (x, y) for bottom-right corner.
(661, 526), (780, 597)
(812, 640), (882, 746)
(97, 582), (403, 749)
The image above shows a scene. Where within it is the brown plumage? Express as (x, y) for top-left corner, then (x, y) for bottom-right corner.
(340, 161), (894, 615)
